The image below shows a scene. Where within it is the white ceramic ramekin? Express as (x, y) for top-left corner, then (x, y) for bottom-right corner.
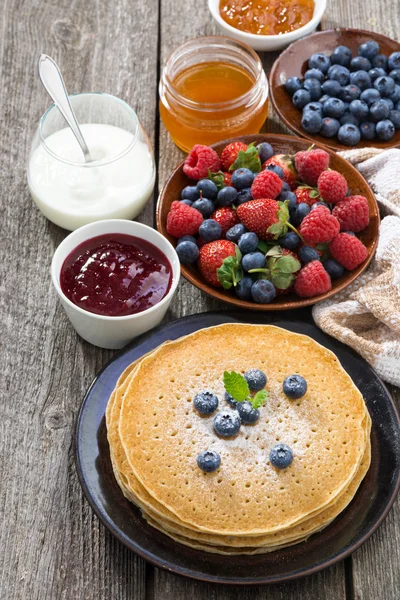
(51, 220), (180, 349)
(208, 0), (327, 52)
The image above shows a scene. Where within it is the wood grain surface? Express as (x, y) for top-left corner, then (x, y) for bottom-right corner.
(0, 0), (399, 598)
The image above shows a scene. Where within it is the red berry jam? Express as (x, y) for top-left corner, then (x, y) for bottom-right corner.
(60, 234), (172, 317)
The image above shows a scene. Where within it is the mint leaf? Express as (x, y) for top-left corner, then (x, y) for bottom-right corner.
(223, 371), (250, 402)
(230, 143), (261, 173)
(208, 170), (226, 191)
(252, 390), (268, 409)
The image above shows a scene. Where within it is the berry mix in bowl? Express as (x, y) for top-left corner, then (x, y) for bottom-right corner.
(269, 28), (400, 150)
(157, 134), (379, 310)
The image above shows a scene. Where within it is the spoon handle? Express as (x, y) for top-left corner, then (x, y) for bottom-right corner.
(38, 54), (92, 162)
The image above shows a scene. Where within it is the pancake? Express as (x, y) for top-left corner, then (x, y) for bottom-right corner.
(116, 324), (369, 538)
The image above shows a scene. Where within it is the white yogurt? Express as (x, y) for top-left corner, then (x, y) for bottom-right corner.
(28, 123), (155, 231)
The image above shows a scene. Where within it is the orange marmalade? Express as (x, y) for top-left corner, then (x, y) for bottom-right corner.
(219, 0), (315, 36)
(159, 36), (269, 152)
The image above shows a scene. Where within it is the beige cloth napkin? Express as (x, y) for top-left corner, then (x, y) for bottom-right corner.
(312, 148), (400, 386)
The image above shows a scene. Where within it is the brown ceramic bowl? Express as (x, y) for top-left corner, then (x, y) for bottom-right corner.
(156, 134), (379, 310)
(269, 28), (400, 151)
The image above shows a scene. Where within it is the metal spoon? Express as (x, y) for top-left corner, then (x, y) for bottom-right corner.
(38, 54), (92, 162)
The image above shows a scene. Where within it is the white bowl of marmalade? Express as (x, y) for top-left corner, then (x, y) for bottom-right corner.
(208, 0), (327, 51)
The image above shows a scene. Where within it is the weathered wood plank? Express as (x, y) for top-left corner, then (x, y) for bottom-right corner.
(0, 0), (158, 598)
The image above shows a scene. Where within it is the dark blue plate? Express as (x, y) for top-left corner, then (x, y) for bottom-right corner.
(75, 310), (400, 585)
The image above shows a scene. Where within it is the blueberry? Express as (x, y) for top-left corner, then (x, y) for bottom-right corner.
(213, 409), (241, 437)
(349, 70), (371, 91)
(192, 197), (214, 217)
(217, 186), (238, 206)
(279, 231), (300, 250)
(292, 202), (311, 226)
(321, 79), (342, 96)
(244, 369), (267, 391)
(374, 76), (396, 97)
(302, 111), (322, 134)
(360, 87), (381, 105)
(226, 223), (247, 242)
(231, 168), (254, 190)
(381, 98), (394, 110)
(303, 101), (323, 115)
(242, 252), (266, 272)
(328, 65), (351, 86)
(359, 121), (376, 139)
(396, 100), (400, 111)
(323, 97), (346, 118)
(235, 188), (253, 205)
(180, 199), (193, 206)
(298, 245), (320, 263)
(389, 84), (400, 103)
(277, 190), (296, 208)
(308, 53), (331, 73)
(199, 219), (222, 242)
(270, 444), (294, 469)
(197, 179), (218, 200)
(237, 401), (260, 425)
(331, 45), (352, 67)
(369, 67), (386, 82)
(344, 231), (356, 236)
(225, 391), (238, 408)
(304, 68), (325, 82)
(322, 258), (344, 279)
(319, 94), (331, 105)
(281, 181), (291, 191)
(176, 240), (199, 264)
(181, 185), (199, 201)
(311, 201), (330, 211)
(177, 235), (197, 245)
(338, 123), (361, 146)
(370, 99), (390, 122)
(257, 142), (274, 163)
(388, 52), (400, 71)
(285, 76), (303, 96)
(389, 109), (400, 128)
(339, 84), (361, 102)
(251, 279), (276, 304)
(193, 390), (219, 415)
(320, 117), (340, 137)
(376, 119), (395, 140)
(283, 374), (307, 399)
(238, 232), (259, 254)
(372, 54), (388, 69)
(340, 112), (360, 126)
(303, 78), (322, 101)
(234, 276), (253, 301)
(265, 164), (284, 179)
(293, 89), (312, 109)
(349, 99), (369, 120)
(350, 56), (372, 72)
(389, 69), (400, 84)
(197, 450), (221, 473)
(358, 40), (380, 60)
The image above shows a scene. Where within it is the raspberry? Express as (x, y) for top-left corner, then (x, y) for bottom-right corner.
(295, 149), (330, 186)
(317, 170), (347, 204)
(251, 170), (283, 199)
(299, 206), (340, 244)
(236, 198), (279, 240)
(332, 195), (370, 232)
(294, 261), (332, 298)
(166, 201), (203, 238)
(211, 207), (239, 235)
(221, 142), (248, 171)
(329, 233), (368, 270)
(183, 145), (221, 180)
(223, 172), (232, 186)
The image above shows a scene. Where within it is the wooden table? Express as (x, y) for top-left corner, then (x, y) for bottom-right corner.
(1, 1), (399, 598)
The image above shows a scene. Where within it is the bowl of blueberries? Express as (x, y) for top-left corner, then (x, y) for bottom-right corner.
(269, 28), (400, 149)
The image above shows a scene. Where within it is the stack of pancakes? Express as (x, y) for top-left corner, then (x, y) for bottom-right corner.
(106, 324), (371, 554)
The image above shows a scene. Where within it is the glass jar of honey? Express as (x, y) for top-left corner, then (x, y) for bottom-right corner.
(159, 36), (268, 152)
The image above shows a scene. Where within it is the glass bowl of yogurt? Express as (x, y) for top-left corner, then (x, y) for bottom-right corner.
(27, 93), (156, 230)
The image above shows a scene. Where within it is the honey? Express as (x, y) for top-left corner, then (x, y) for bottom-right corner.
(219, 0), (315, 36)
(159, 36), (269, 152)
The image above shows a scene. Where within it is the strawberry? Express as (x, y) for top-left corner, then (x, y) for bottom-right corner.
(295, 148), (330, 186)
(294, 185), (321, 206)
(221, 142), (248, 171)
(211, 207), (239, 235)
(223, 172), (232, 186)
(236, 199), (280, 240)
(198, 240), (237, 287)
(266, 247), (301, 294)
(263, 154), (297, 189)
